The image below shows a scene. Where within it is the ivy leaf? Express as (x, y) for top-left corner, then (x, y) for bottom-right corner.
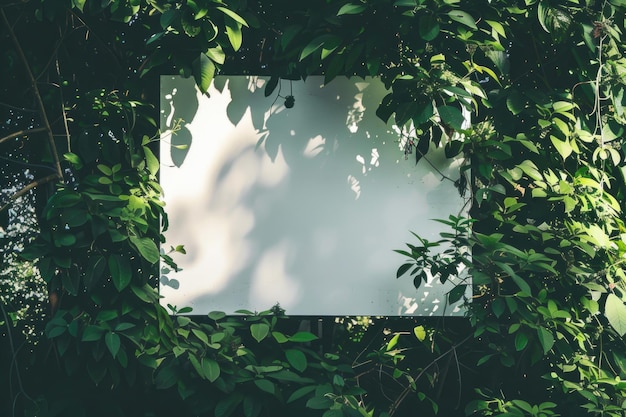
(447, 10), (477, 30)
(250, 323), (270, 342)
(605, 293), (626, 336)
(108, 254), (132, 291)
(129, 236), (160, 264)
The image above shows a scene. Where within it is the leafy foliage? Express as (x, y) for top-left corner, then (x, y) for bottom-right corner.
(2, 0), (626, 417)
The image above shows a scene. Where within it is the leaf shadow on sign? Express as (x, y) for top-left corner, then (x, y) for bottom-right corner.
(160, 76), (469, 316)
(161, 76), (199, 168)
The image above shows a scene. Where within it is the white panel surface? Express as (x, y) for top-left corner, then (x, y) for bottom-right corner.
(159, 76), (470, 316)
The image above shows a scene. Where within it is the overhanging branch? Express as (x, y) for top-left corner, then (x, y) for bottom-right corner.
(1, 8), (64, 182)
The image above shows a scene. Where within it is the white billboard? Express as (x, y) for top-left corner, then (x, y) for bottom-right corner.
(159, 76), (470, 316)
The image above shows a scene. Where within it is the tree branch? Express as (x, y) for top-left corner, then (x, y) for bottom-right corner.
(0, 127), (47, 146)
(1, 8), (63, 182)
(0, 173), (59, 214)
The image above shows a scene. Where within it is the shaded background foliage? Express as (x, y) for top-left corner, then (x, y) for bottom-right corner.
(2, 1), (626, 417)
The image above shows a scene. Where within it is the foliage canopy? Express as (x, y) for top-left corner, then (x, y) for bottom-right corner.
(2, 0), (626, 416)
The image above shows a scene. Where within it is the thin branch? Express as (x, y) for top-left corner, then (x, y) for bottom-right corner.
(0, 173), (59, 214)
(55, 58), (72, 152)
(387, 333), (473, 417)
(0, 127), (47, 146)
(1, 8), (63, 182)
(0, 101), (38, 113)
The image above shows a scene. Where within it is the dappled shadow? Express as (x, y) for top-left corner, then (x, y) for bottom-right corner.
(159, 76), (470, 316)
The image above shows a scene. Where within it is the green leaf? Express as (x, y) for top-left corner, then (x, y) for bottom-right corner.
(514, 332), (528, 351)
(299, 35), (336, 61)
(306, 396), (334, 409)
(495, 261), (531, 295)
(272, 331), (289, 343)
(550, 135), (572, 160)
(216, 6), (248, 27)
(143, 146), (159, 176)
(215, 393), (243, 417)
(536, 328), (554, 354)
(447, 10), (477, 30)
(155, 361), (178, 389)
(46, 324), (67, 338)
(208, 311), (226, 320)
(289, 332), (318, 342)
(287, 385), (317, 403)
(72, 0), (86, 12)
(506, 90), (525, 115)
(202, 358), (221, 382)
(254, 379), (275, 394)
(108, 254), (132, 291)
(286, 349), (308, 372)
(448, 284), (467, 304)
(438, 105), (465, 131)
(413, 325), (426, 341)
(105, 332), (121, 358)
(206, 45), (226, 65)
(394, 0), (417, 5)
(63, 152), (83, 169)
(250, 323), (270, 342)
(605, 293), (626, 336)
(129, 236), (160, 264)
(419, 14), (440, 41)
(82, 325), (105, 341)
(225, 19), (243, 51)
(337, 3), (366, 15)
(192, 53), (215, 94)
(192, 328), (210, 345)
(396, 263), (412, 278)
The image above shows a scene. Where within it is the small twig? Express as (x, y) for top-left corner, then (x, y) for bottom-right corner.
(0, 127), (47, 146)
(55, 58), (72, 152)
(0, 101), (38, 113)
(388, 333), (472, 417)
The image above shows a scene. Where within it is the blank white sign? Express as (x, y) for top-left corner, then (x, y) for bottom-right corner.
(159, 76), (469, 316)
